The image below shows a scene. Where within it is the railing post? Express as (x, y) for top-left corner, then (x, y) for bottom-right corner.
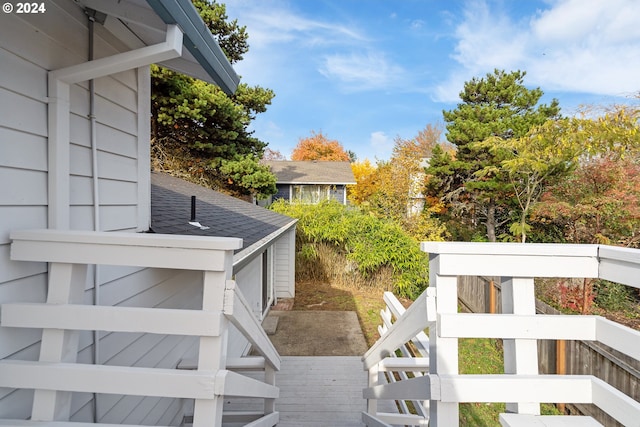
(31, 262), (88, 421)
(429, 252), (459, 426)
(366, 363), (380, 416)
(501, 276), (540, 415)
(193, 256), (233, 427)
(264, 364), (276, 415)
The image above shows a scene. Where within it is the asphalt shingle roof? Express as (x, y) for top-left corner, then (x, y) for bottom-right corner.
(263, 161), (356, 184)
(151, 172), (296, 253)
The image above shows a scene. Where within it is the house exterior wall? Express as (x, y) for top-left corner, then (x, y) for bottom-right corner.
(75, 267), (202, 425)
(275, 228), (296, 298)
(0, 1), (164, 423)
(0, 4), (284, 425)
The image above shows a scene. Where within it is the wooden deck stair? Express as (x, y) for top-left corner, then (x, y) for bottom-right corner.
(221, 356), (396, 427)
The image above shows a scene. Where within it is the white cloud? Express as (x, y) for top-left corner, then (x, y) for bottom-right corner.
(319, 52), (405, 92)
(410, 19), (425, 30)
(433, 0), (640, 102)
(225, 1), (367, 49)
(369, 131), (393, 160)
(527, 0), (640, 96)
(452, 1), (528, 71)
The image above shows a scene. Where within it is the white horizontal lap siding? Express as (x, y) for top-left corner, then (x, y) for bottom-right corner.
(275, 229), (295, 298)
(0, 16), (55, 424)
(88, 268), (202, 425)
(0, 44), (49, 247)
(0, 0), (156, 423)
(231, 256), (264, 357)
(68, 69), (142, 233)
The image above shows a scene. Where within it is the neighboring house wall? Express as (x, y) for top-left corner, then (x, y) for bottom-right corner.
(329, 185), (347, 204)
(273, 184), (348, 204)
(274, 184), (290, 201)
(264, 161), (355, 205)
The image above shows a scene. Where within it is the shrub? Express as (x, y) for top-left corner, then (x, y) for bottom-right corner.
(270, 200), (434, 298)
(594, 280), (636, 312)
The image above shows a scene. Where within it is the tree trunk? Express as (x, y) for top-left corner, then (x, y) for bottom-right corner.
(486, 200), (497, 242)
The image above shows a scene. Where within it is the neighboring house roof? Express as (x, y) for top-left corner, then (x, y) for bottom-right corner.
(76, 0), (239, 94)
(150, 173), (297, 262)
(263, 161), (356, 185)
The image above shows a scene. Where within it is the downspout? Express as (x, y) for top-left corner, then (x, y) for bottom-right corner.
(87, 11), (101, 423)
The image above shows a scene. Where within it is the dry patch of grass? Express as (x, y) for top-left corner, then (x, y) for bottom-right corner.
(293, 278), (398, 347)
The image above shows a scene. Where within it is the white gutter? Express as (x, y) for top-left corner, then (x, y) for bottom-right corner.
(232, 219), (298, 273)
(47, 25), (184, 229)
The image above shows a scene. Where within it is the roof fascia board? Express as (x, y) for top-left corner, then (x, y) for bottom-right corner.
(145, 0), (239, 94)
(80, 0), (165, 32)
(233, 219), (298, 273)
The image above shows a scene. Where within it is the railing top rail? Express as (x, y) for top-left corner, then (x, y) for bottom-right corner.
(598, 244), (640, 263)
(11, 229), (243, 251)
(10, 229), (242, 271)
(422, 241), (640, 287)
(421, 241), (599, 257)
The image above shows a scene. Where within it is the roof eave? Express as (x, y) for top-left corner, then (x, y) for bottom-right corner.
(233, 219), (298, 272)
(145, 0), (240, 95)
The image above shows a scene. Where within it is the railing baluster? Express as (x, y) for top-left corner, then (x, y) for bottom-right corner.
(193, 270), (231, 427)
(501, 277), (540, 415)
(429, 272), (459, 427)
(31, 262), (87, 422)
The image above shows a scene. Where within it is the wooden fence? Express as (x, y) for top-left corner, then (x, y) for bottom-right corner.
(457, 275), (640, 426)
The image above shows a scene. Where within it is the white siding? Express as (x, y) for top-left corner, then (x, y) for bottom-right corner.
(230, 256), (264, 357)
(275, 228), (296, 298)
(80, 267), (201, 424)
(0, 0), (156, 423)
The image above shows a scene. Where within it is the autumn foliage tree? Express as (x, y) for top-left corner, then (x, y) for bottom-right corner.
(347, 124), (449, 242)
(485, 105), (640, 243)
(291, 131), (351, 161)
(348, 159), (377, 205)
(533, 156), (640, 246)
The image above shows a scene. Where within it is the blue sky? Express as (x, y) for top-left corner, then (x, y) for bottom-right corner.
(223, 0), (640, 161)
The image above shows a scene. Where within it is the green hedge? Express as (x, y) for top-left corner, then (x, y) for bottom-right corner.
(270, 200), (429, 298)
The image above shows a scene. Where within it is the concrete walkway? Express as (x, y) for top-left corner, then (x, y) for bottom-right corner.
(265, 310), (368, 356)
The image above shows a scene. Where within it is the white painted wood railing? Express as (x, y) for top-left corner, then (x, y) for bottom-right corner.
(362, 291), (434, 426)
(363, 242), (640, 427)
(0, 229), (280, 427)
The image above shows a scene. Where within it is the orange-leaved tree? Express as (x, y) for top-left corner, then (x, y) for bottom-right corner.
(291, 130), (350, 161)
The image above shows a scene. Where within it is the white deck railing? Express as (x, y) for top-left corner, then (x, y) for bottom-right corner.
(0, 229), (280, 427)
(363, 242), (640, 427)
(362, 291), (434, 426)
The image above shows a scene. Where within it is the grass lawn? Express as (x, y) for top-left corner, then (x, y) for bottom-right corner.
(292, 279), (560, 426)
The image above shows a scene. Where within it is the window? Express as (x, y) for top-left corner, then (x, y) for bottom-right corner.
(291, 185), (331, 204)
